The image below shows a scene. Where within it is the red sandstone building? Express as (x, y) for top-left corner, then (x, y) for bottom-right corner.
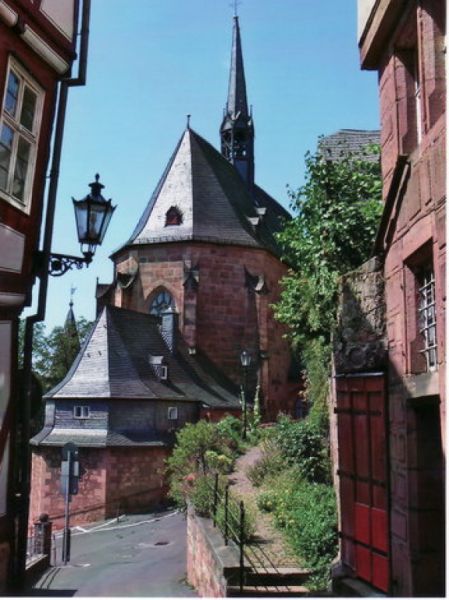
(332, 0), (445, 596)
(29, 16), (300, 527)
(0, 0), (86, 591)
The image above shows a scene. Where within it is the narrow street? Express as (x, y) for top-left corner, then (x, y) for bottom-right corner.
(29, 509), (197, 597)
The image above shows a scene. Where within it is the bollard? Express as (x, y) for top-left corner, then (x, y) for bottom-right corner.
(33, 513), (52, 557)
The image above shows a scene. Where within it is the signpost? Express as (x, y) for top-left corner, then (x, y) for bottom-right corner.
(61, 442), (79, 564)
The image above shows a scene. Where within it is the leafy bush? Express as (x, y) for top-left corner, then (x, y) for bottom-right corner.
(274, 415), (331, 484)
(166, 420), (238, 507)
(216, 416), (243, 452)
(191, 474), (215, 516)
(256, 468), (337, 589)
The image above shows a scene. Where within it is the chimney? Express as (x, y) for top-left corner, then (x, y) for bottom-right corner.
(161, 306), (179, 352)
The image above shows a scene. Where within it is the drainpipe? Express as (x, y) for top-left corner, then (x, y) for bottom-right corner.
(13, 0), (91, 588)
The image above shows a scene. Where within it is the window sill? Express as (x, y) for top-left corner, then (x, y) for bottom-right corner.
(404, 371), (439, 398)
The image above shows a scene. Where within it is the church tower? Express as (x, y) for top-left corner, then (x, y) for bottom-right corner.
(220, 15), (255, 189)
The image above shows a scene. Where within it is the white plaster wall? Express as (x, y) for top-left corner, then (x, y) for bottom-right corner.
(358, 0), (377, 42)
(40, 0), (75, 40)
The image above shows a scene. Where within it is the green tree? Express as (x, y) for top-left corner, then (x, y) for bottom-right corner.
(275, 145), (382, 350)
(18, 316), (92, 393)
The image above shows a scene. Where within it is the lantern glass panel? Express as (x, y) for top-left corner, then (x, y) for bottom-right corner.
(97, 202), (114, 244)
(74, 198), (89, 242)
(87, 201), (107, 242)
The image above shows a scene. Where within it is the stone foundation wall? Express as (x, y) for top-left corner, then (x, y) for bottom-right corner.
(186, 505), (239, 597)
(30, 446), (171, 530)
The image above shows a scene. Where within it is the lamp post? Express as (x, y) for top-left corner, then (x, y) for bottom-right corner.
(240, 350), (251, 440)
(46, 174), (116, 276)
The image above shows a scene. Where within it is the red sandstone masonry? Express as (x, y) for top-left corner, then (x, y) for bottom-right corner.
(113, 242), (298, 420)
(30, 446), (171, 530)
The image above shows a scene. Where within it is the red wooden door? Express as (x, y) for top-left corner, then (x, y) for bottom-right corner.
(335, 374), (390, 593)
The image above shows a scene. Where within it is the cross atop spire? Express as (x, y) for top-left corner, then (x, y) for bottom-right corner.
(230, 0), (242, 17)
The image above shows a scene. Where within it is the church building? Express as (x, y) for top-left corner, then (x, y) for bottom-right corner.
(29, 15), (299, 526)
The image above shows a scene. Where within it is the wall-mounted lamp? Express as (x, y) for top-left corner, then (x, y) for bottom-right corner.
(47, 174), (115, 276)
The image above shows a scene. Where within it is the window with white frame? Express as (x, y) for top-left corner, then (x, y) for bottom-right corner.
(73, 405), (90, 419)
(418, 268), (438, 371)
(0, 58), (44, 211)
(168, 407), (178, 421)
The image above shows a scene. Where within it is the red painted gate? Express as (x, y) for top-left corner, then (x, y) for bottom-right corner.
(335, 373), (390, 593)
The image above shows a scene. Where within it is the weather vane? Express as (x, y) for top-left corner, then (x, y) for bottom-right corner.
(230, 0), (242, 16)
(70, 285), (77, 307)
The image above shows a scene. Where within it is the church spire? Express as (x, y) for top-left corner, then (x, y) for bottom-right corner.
(220, 15), (255, 190)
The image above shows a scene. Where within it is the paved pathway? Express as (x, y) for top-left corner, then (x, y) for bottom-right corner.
(29, 509), (197, 597)
(229, 444), (303, 568)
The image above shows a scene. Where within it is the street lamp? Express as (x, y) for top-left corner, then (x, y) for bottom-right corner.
(240, 350), (251, 440)
(47, 174), (116, 276)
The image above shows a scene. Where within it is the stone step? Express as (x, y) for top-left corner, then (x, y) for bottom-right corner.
(227, 584), (311, 597)
(244, 566), (313, 586)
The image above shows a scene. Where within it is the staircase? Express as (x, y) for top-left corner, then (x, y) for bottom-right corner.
(227, 566), (316, 597)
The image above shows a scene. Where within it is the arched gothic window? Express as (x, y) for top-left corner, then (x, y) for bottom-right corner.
(165, 206), (182, 226)
(149, 289), (173, 316)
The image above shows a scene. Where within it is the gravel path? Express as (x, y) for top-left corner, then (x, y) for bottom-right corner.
(228, 445), (303, 568)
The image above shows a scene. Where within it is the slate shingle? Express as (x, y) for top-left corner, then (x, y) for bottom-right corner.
(45, 305), (240, 409)
(115, 128), (289, 258)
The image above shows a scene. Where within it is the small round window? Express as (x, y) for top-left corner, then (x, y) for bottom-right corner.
(149, 290), (173, 316)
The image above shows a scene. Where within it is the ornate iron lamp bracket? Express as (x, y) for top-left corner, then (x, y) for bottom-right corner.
(48, 252), (93, 277)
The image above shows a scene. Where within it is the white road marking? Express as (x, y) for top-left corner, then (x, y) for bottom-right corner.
(55, 510), (180, 538)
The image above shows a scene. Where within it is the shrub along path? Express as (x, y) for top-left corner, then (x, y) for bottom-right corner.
(228, 445), (304, 569)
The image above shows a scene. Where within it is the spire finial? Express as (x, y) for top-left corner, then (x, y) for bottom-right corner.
(230, 0), (241, 17)
(186, 114), (191, 129)
(70, 285), (76, 308)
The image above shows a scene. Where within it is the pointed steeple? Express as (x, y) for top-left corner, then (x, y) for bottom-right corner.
(64, 290), (80, 355)
(220, 16), (255, 190)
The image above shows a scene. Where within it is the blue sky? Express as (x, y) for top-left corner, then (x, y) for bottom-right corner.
(30, 0), (380, 331)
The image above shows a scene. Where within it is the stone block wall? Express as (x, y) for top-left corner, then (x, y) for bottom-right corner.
(357, 1), (446, 595)
(334, 256), (386, 374)
(186, 505), (239, 597)
(30, 446), (171, 530)
(112, 242), (296, 421)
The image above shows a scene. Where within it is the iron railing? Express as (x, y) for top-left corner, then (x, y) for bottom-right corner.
(206, 473), (282, 593)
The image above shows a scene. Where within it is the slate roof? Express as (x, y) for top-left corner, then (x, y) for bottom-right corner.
(44, 305), (240, 409)
(319, 129), (380, 162)
(115, 127), (289, 258)
(31, 427), (173, 448)
(225, 16), (249, 121)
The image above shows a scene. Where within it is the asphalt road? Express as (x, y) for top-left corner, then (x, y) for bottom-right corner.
(30, 509), (198, 597)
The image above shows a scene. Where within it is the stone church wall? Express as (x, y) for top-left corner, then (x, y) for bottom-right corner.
(113, 241), (296, 421)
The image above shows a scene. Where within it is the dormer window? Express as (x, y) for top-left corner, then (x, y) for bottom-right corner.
(149, 354), (168, 380)
(165, 206), (182, 226)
